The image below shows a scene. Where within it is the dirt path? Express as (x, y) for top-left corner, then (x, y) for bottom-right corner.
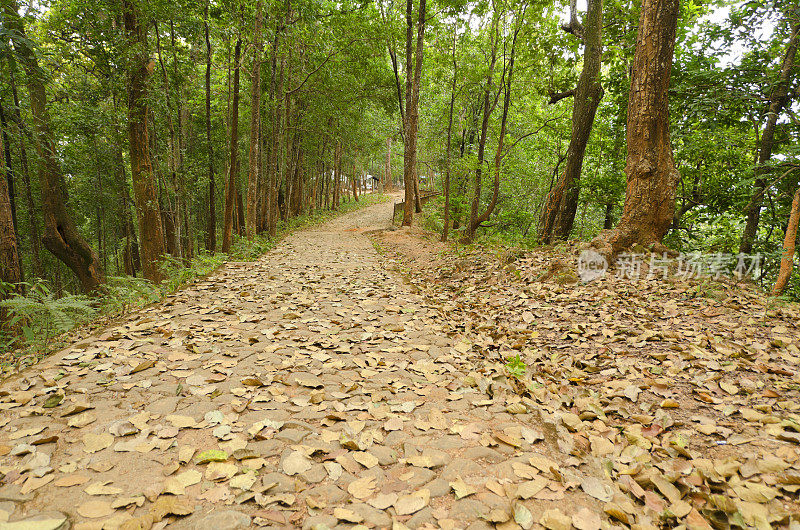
(0, 197), (578, 530)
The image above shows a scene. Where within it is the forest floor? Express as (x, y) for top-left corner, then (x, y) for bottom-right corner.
(0, 195), (799, 530)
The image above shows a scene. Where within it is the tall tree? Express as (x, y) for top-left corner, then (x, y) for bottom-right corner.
(221, 37), (241, 253)
(462, 13), (499, 243)
(246, 0), (264, 239)
(204, 0), (216, 252)
(441, 28), (458, 242)
(739, 13), (799, 254)
(122, 0), (167, 282)
(591, 0), (680, 257)
(0, 114), (22, 299)
(539, 0), (604, 243)
(401, 0), (427, 226)
(5, 0), (103, 293)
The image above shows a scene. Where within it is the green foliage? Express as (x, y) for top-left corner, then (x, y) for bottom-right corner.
(160, 252), (226, 293)
(0, 282), (97, 354)
(505, 354), (527, 379)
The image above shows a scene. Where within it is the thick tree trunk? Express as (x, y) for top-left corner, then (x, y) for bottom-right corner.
(539, 0), (604, 243)
(740, 16), (799, 255)
(246, 0), (263, 239)
(123, 0), (167, 283)
(591, 0), (680, 258)
(222, 38), (241, 253)
(6, 0), (103, 293)
(204, 0), (216, 252)
(401, 0), (426, 227)
(773, 187), (800, 295)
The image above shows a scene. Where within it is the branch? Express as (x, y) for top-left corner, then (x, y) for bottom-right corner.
(285, 38), (372, 95)
(548, 89), (575, 105)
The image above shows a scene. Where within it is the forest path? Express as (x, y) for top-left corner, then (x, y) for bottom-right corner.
(0, 196), (597, 529)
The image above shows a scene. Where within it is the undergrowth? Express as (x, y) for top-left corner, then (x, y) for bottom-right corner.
(0, 194), (387, 373)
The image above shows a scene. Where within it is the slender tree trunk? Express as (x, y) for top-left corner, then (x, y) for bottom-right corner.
(7, 60), (42, 279)
(154, 22), (180, 259)
(401, 0), (427, 226)
(462, 16), (499, 243)
(442, 29), (458, 242)
(204, 0), (216, 252)
(539, 0), (604, 243)
(740, 16), (799, 255)
(222, 38), (241, 253)
(236, 188), (245, 234)
(773, 186), (800, 295)
(0, 102), (23, 284)
(0, 116), (21, 302)
(333, 140), (341, 209)
(246, 0), (264, 239)
(269, 54), (285, 236)
(591, 0), (680, 258)
(5, 0), (103, 292)
(385, 137), (392, 191)
(352, 160), (359, 202)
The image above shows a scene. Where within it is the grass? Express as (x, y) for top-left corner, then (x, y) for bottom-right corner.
(0, 194), (388, 374)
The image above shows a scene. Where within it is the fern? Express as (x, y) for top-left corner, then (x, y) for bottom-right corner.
(0, 281), (96, 353)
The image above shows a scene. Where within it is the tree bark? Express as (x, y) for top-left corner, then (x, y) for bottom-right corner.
(333, 140), (341, 210)
(401, 0), (426, 227)
(0, 116), (21, 299)
(246, 0), (264, 239)
(153, 22), (180, 259)
(590, 0), (680, 259)
(5, 0), (103, 292)
(222, 38), (241, 253)
(739, 15), (799, 255)
(773, 186), (800, 295)
(539, 0), (604, 243)
(122, 0), (166, 283)
(204, 0), (216, 252)
(6, 58), (42, 280)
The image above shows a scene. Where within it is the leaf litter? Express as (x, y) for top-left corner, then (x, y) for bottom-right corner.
(0, 198), (797, 528)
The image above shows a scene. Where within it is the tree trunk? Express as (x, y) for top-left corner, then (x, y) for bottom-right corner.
(773, 186), (800, 295)
(740, 15), (799, 255)
(401, 0), (427, 227)
(204, 0), (216, 252)
(246, 0), (264, 239)
(5, 0), (103, 293)
(269, 53), (285, 236)
(539, 0), (604, 243)
(7, 58), (42, 280)
(333, 140), (341, 209)
(122, 0), (167, 283)
(590, 0), (680, 259)
(154, 22), (181, 259)
(442, 29), (458, 242)
(222, 38), (241, 253)
(462, 16), (499, 243)
(0, 116), (22, 302)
